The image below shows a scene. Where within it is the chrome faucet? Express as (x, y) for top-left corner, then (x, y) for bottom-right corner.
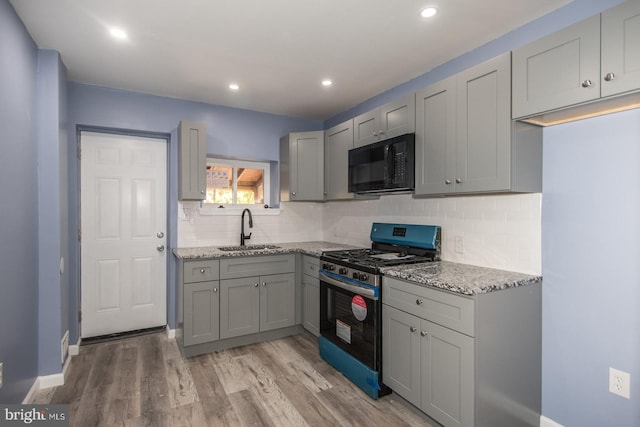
(240, 208), (253, 246)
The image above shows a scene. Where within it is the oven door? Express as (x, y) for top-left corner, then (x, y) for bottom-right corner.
(319, 271), (381, 370)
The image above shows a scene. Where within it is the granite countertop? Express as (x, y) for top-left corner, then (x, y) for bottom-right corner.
(380, 261), (541, 296)
(172, 241), (359, 259)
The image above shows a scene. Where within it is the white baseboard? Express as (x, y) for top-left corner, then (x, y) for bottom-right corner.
(166, 325), (175, 339)
(541, 415), (565, 427)
(69, 335), (81, 356)
(38, 372), (65, 390)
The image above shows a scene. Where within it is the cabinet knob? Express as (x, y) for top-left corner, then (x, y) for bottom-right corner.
(410, 326), (417, 333)
(262, 282), (267, 287)
(420, 331), (428, 337)
(456, 178), (462, 184)
(200, 268), (206, 274)
(254, 283), (259, 287)
(200, 190), (205, 195)
(445, 179), (452, 185)
(373, 131), (378, 137)
(581, 79), (593, 88)
(291, 192), (296, 196)
(416, 299), (423, 305)
(213, 288), (218, 293)
(379, 129), (385, 135)
(604, 72), (616, 82)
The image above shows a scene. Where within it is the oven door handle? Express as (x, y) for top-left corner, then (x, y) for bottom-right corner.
(319, 272), (377, 300)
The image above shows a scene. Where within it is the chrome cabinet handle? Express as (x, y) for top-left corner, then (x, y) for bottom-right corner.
(200, 268), (206, 274)
(420, 331), (428, 337)
(604, 72), (616, 82)
(445, 179), (452, 185)
(410, 326), (417, 333)
(582, 79), (593, 88)
(416, 299), (423, 305)
(157, 245), (165, 252)
(456, 178), (462, 184)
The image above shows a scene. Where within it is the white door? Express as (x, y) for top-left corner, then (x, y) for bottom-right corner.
(81, 131), (167, 338)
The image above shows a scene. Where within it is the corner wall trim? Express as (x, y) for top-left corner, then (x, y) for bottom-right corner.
(166, 325), (175, 339)
(541, 415), (565, 427)
(69, 335), (81, 356)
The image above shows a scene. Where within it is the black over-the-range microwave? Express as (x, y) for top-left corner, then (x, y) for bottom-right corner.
(348, 133), (415, 194)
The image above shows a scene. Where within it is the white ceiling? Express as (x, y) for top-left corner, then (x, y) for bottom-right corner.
(10, 0), (571, 120)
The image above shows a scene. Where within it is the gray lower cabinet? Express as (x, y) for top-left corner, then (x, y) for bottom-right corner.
(301, 255), (320, 336)
(382, 276), (541, 427)
(415, 52), (542, 196)
(219, 255), (296, 340)
(178, 120), (207, 201)
(512, 0), (640, 120)
(180, 259), (220, 347)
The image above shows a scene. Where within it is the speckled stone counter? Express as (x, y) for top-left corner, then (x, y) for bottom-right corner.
(172, 241), (359, 259)
(380, 261), (541, 295)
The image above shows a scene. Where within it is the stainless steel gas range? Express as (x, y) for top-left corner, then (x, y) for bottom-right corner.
(318, 222), (441, 399)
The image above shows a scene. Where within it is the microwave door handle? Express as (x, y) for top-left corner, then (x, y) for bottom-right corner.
(385, 145), (395, 184)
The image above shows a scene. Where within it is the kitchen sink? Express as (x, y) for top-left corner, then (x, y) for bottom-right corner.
(218, 244), (281, 251)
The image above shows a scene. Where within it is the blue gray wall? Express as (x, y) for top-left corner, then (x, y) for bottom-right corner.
(542, 109), (640, 426)
(0, 0), (39, 402)
(36, 49), (69, 376)
(66, 83), (321, 342)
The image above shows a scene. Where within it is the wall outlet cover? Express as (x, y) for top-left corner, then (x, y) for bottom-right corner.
(609, 367), (631, 399)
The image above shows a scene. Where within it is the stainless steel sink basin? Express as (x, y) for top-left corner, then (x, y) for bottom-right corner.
(218, 244), (281, 251)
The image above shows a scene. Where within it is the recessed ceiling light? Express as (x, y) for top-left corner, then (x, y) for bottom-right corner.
(322, 79), (333, 87)
(109, 27), (128, 40)
(229, 83), (240, 90)
(420, 7), (438, 18)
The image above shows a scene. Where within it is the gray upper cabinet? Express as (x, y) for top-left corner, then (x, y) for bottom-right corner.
(353, 95), (415, 148)
(324, 119), (354, 200)
(416, 53), (542, 197)
(178, 120), (207, 200)
(601, 0), (640, 98)
(513, 0), (640, 119)
(280, 131), (324, 202)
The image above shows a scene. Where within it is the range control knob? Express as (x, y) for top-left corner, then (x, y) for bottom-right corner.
(359, 273), (369, 282)
(322, 263), (335, 271)
(338, 267), (348, 275)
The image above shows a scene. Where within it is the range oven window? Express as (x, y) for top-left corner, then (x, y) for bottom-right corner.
(319, 279), (380, 369)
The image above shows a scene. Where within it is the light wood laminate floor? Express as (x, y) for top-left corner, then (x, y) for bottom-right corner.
(32, 331), (436, 426)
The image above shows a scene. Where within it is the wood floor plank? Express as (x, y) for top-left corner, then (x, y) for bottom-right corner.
(31, 331), (438, 427)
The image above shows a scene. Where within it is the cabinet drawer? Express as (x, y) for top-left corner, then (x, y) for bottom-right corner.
(302, 255), (320, 277)
(184, 260), (220, 283)
(383, 277), (475, 336)
(220, 254), (295, 279)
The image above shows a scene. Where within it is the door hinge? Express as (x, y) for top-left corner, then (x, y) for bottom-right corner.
(77, 230), (81, 242)
(78, 310), (82, 322)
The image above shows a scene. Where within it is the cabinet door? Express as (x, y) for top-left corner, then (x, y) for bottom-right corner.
(353, 109), (379, 148)
(456, 52), (511, 193)
(289, 131), (324, 201)
(601, 0), (640, 97)
(184, 281), (219, 346)
(220, 277), (260, 339)
(382, 305), (422, 408)
(415, 76), (456, 196)
(302, 274), (320, 336)
(324, 119), (354, 200)
(260, 273), (296, 332)
(380, 94), (415, 139)
(421, 319), (474, 427)
(512, 15), (601, 119)
(178, 121), (206, 200)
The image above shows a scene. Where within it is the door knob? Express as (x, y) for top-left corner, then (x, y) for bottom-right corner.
(157, 245), (165, 252)
(157, 231), (164, 238)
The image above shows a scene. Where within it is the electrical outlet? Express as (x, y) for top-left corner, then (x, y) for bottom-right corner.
(609, 367), (630, 399)
(0, 362), (3, 389)
(454, 236), (464, 254)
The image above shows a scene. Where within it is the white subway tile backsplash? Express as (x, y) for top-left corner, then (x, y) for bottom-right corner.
(178, 192), (541, 275)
